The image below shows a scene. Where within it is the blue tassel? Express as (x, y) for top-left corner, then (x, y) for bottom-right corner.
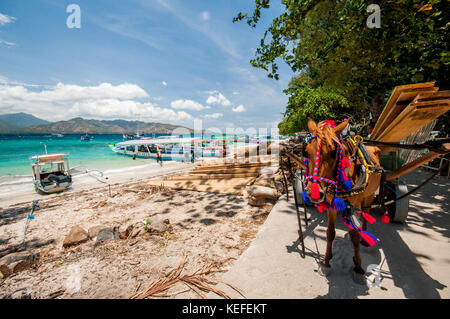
(302, 190), (312, 206)
(330, 197), (346, 211)
(342, 180), (353, 191)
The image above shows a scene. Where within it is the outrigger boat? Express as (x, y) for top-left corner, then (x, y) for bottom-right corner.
(109, 137), (228, 161)
(30, 153), (72, 194)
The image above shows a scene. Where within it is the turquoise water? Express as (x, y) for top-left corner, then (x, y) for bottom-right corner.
(0, 134), (161, 179)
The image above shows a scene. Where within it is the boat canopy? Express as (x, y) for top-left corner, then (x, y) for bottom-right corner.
(116, 137), (198, 146)
(30, 153), (69, 164)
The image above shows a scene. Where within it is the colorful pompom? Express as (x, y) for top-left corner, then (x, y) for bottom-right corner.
(330, 197), (346, 211)
(302, 191), (312, 206)
(381, 211), (390, 223)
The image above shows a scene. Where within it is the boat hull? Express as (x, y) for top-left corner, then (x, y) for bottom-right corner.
(110, 146), (225, 160)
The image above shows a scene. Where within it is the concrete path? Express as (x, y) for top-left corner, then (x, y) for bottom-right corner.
(209, 170), (449, 299)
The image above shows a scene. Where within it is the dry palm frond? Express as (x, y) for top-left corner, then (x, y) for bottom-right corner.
(130, 253), (240, 299)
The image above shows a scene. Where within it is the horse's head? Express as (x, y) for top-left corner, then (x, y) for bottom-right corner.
(302, 119), (349, 204)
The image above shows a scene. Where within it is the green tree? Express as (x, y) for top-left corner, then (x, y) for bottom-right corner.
(234, 0), (450, 127)
(278, 85), (350, 134)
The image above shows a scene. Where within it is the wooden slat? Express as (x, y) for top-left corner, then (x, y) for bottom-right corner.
(165, 173), (259, 180)
(371, 82), (436, 139)
(372, 85), (437, 140)
(377, 98), (450, 142)
(385, 151), (442, 181)
(190, 167), (263, 175)
(378, 104), (450, 147)
(412, 90), (450, 104)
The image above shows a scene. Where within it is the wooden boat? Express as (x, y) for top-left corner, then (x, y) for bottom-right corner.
(30, 153), (72, 194)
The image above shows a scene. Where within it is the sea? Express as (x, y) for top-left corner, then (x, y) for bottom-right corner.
(0, 133), (168, 190)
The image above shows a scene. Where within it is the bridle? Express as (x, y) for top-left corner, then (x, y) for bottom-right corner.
(302, 121), (351, 212)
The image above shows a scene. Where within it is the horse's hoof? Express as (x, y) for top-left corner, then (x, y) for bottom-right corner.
(318, 262), (331, 277)
(352, 270), (366, 285)
(353, 265), (365, 275)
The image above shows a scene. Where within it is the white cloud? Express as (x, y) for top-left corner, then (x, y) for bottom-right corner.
(232, 104), (246, 113)
(162, 81), (167, 86)
(200, 11), (210, 21)
(0, 80), (192, 123)
(203, 113), (223, 119)
(206, 91), (231, 107)
(0, 40), (15, 47)
(0, 13), (15, 26)
(170, 99), (209, 111)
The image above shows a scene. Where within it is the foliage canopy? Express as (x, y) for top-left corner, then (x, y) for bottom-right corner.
(234, 0), (450, 135)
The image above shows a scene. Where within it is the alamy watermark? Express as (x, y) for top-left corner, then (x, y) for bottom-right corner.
(66, 4), (81, 29)
(367, 4), (381, 29)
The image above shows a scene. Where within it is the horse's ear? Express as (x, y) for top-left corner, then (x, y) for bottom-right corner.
(307, 118), (317, 133)
(333, 120), (349, 136)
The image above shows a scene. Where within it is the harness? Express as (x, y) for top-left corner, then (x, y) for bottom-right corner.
(301, 120), (384, 246)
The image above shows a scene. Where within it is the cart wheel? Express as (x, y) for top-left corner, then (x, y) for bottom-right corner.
(294, 171), (305, 205)
(385, 181), (409, 223)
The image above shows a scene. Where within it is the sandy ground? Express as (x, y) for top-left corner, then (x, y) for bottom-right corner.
(0, 162), (269, 299)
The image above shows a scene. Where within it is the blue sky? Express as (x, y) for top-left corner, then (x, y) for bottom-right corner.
(0, 0), (293, 131)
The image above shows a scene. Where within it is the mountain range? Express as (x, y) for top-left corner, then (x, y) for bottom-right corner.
(0, 113), (193, 134)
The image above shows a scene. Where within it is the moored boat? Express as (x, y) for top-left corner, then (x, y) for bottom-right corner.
(30, 153), (72, 194)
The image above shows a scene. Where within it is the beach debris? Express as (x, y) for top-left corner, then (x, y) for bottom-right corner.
(47, 288), (65, 299)
(94, 226), (120, 247)
(0, 251), (40, 278)
(87, 225), (103, 239)
(119, 223), (134, 239)
(246, 184), (279, 208)
(144, 216), (172, 234)
(4, 288), (33, 299)
(130, 253), (241, 299)
(62, 226), (89, 248)
(20, 200), (39, 248)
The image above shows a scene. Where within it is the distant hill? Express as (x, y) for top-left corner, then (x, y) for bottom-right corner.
(0, 119), (20, 133)
(0, 112), (50, 128)
(23, 117), (192, 134)
(0, 112), (193, 134)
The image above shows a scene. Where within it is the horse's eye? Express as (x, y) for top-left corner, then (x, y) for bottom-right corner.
(302, 149), (308, 158)
(330, 149), (337, 158)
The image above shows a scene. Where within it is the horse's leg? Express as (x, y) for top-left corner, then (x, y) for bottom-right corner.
(349, 228), (365, 275)
(320, 209), (337, 268)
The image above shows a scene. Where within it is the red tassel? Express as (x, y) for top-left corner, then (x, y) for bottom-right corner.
(361, 211), (376, 224)
(315, 202), (328, 213)
(359, 231), (377, 247)
(342, 157), (351, 169)
(381, 211), (390, 223)
(311, 182), (320, 199)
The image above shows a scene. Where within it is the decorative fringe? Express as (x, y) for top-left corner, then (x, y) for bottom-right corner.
(315, 201), (329, 213)
(359, 230), (379, 247)
(311, 182), (320, 199)
(361, 211), (376, 224)
(302, 191), (312, 206)
(343, 218), (379, 246)
(341, 157), (351, 169)
(342, 217), (354, 230)
(330, 197), (346, 211)
(381, 211), (390, 223)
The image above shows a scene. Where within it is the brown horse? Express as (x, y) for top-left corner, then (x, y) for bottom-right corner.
(303, 119), (382, 275)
